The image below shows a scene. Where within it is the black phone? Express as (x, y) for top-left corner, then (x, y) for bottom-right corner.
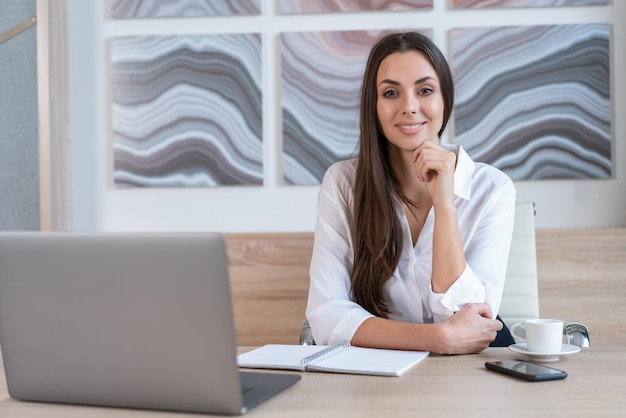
(484, 359), (567, 381)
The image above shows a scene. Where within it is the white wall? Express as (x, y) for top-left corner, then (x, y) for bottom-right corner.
(68, 0), (626, 233)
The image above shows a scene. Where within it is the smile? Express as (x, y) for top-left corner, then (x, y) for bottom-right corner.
(397, 123), (425, 129)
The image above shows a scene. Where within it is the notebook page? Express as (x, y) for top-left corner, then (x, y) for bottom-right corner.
(237, 344), (334, 371)
(309, 347), (428, 376)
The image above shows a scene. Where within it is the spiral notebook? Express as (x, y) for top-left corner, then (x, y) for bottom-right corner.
(237, 342), (428, 377)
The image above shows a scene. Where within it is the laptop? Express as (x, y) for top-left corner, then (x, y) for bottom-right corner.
(0, 232), (300, 415)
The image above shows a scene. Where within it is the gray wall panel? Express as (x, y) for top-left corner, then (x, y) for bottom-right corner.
(0, 0), (39, 230)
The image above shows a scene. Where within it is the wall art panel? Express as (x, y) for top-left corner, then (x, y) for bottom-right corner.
(452, 24), (611, 180)
(452, 0), (608, 8)
(281, 30), (375, 184)
(110, 0), (260, 18)
(280, 0), (432, 14)
(112, 34), (263, 187)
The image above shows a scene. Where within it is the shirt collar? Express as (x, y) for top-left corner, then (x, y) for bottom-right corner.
(440, 143), (474, 201)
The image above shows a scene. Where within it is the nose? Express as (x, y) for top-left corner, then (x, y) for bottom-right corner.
(402, 94), (418, 115)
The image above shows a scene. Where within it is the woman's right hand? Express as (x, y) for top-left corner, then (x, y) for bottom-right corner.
(436, 303), (502, 355)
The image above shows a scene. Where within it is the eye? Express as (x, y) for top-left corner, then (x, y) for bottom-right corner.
(419, 87), (434, 95)
(382, 89), (397, 98)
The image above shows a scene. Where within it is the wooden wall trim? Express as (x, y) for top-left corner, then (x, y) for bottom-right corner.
(535, 228), (626, 348)
(226, 229), (626, 348)
(37, 0), (70, 231)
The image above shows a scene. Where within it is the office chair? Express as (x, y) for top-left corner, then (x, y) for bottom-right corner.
(300, 202), (590, 347)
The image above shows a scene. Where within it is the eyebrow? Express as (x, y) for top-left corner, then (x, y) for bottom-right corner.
(377, 76), (436, 87)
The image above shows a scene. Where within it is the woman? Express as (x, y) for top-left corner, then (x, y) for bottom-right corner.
(306, 31), (516, 354)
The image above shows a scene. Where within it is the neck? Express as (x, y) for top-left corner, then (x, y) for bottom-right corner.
(388, 147), (430, 207)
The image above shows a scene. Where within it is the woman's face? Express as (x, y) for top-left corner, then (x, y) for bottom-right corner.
(376, 50), (444, 156)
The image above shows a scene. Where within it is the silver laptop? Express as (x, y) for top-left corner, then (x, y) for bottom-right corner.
(0, 232), (300, 415)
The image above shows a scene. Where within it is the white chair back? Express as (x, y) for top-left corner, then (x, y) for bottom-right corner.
(499, 202), (540, 330)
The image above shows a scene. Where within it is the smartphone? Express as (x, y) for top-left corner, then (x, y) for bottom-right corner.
(485, 359), (567, 381)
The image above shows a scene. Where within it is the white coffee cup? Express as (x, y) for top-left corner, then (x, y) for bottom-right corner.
(510, 318), (564, 353)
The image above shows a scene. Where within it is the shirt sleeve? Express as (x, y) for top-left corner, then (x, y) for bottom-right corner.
(305, 162), (374, 345)
(429, 169), (516, 322)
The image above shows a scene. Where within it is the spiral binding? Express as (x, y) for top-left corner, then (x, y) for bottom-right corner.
(299, 341), (351, 366)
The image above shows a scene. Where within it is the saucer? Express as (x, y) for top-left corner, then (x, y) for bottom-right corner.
(508, 343), (581, 362)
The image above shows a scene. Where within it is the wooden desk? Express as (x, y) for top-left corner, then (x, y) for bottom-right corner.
(1, 347), (625, 417)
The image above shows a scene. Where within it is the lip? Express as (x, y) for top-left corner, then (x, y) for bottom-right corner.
(396, 121), (426, 135)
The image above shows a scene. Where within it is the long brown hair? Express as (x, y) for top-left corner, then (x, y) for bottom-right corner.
(349, 31), (454, 317)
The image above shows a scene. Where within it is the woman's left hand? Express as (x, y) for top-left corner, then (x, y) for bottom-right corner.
(411, 141), (456, 206)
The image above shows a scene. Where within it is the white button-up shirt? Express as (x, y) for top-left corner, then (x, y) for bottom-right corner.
(306, 144), (516, 345)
